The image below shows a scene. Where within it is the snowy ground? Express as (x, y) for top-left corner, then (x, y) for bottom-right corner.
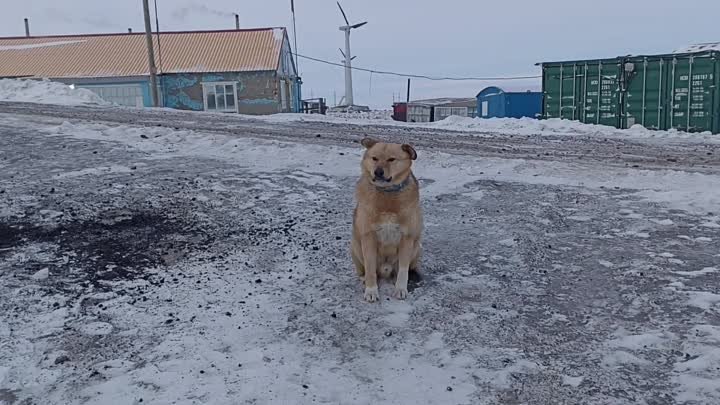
(1, 102), (720, 405)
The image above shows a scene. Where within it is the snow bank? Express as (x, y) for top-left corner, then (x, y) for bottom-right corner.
(258, 112), (719, 143)
(327, 110), (393, 121)
(430, 116), (718, 141)
(0, 78), (108, 106)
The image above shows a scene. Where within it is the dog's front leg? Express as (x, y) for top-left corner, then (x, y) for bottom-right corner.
(360, 233), (379, 302)
(394, 237), (414, 299)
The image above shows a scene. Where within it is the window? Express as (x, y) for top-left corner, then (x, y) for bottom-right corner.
(79, 84), (144, 107)
(203, 82), (237, 113)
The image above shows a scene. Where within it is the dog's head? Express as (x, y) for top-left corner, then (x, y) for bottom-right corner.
(360, 137), (417, 186)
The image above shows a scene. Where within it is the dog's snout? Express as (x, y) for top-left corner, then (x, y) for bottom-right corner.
(374, 167), (384, 178)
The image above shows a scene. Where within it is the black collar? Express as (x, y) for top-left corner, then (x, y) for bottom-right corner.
(375, 175), (413, 193)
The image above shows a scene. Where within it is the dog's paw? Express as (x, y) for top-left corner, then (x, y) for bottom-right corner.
(393, 286), (408, 300)
(364, 286), (379, 303)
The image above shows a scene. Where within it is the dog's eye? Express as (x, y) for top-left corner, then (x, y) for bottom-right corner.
(387, 158), (396, 162)
(372, 157), (378, 161)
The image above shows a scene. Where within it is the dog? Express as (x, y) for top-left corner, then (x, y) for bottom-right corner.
(351, 137), (423, 302)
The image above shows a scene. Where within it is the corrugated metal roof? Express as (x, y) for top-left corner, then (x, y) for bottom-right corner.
(0, 28), (287, 79)
(409, 98), (476, 107)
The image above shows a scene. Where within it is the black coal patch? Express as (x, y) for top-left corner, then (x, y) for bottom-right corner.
(0, 223), (22, 255)
(0, 210), (214, 291)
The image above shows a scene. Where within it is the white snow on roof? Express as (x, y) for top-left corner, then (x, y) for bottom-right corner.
(409, 98), (475, 106)
(673, 42), (720, 54)
(502, 85), (542, 93)
(0, 40), (86, 51)
(0, 78), (108, 105)
(272, 27), (285, 41)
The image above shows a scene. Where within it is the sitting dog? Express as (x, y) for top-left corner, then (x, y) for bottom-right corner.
(351, 137), (423, 302)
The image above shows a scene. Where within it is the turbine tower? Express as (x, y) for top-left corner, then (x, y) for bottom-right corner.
(336, 2), (367, 109)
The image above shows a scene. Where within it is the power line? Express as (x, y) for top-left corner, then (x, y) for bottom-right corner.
(292, 52), (541, 81)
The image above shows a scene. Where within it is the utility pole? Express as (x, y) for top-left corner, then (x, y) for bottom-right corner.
(290, 0), (299, 74)
(406, 78), (411, 103)
(142, 0), (159, 107)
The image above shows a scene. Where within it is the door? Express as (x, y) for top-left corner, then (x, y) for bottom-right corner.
(280, 80), (287, 112)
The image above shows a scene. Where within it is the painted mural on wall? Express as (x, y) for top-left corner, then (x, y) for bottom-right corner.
(160, 75), (203, 111)
(158, 71), (297, 114)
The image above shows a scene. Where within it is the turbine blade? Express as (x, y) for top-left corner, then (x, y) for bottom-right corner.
(337, 2), (350, 25)
(350, 21), (368, 29)
(339, 48), (346, 58)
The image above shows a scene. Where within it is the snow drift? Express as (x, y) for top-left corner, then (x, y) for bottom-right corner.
(261, 112), (719, 143)
(0, 78), (108, 106)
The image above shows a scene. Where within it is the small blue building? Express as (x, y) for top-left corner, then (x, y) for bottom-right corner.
(476, 86), (542, 119)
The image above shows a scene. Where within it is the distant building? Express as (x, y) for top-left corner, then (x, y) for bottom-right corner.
(391, 102), (407, 122)
(0, 28), (301, 114)
(406, 98), (476, 122)
(476, 86), (542, 119)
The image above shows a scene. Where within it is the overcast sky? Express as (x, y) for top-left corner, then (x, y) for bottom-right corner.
(3, 0), (719, 108)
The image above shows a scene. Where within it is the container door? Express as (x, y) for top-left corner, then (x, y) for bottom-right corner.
(668, 58), (690, 131)
(668, 55), (716, 132)
(715, 55), (720, 134)
(542, 65), (561, 119)
(559, 64), (579, 120)
(623, 58), (666, 130)
(598, 62), (621, 127)
(542, 64), (580, 120)
(577, 64), (591, 123)
(579, 62), (620, 127)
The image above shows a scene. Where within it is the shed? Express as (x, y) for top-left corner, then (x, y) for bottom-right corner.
(392, 102), (407, 122)
(407, 98), (476, 122)
(476, 86), (542, 119)
(538, 44), (720, 133)
(0, 28), (301, 114)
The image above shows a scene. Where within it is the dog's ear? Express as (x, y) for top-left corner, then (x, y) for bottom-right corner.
(360, 137), (378, 149)
(360, 136), (380, 149)
(402, 144), (417, 160)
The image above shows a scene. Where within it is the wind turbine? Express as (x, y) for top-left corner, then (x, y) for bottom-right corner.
(336, 1), (367, 109)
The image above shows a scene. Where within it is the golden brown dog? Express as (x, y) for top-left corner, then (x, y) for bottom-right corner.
(351, 137), (423, 302)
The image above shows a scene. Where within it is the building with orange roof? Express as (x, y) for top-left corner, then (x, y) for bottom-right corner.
(0, 27), (301, 114)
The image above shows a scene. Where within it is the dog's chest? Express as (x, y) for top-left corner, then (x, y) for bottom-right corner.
(374, 213), (402, 245)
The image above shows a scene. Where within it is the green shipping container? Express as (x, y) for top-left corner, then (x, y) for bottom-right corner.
(540, 51), (720, 134)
